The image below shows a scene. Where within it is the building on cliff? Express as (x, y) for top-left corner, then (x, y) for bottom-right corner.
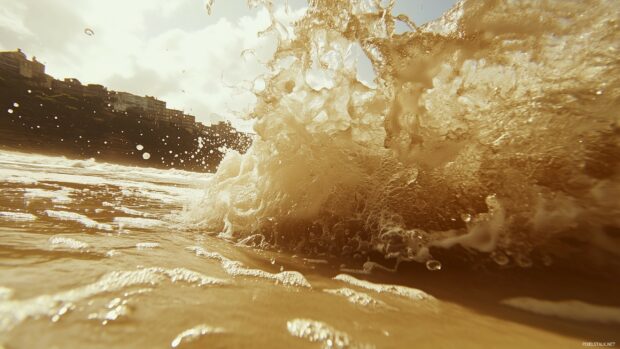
(0, 49), (53, 88)
(0, 49), (247, 148)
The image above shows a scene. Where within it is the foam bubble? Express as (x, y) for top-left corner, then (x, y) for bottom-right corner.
(333, 274), (433, 301)
(49, 236), (89, 250)
(323, 288), (388, 308)
(286, 319), (374, 349)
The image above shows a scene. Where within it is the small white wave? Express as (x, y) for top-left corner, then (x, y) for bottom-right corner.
(44, 210), (113, 231)
(323, 288), (389, 309)
(114, 206), (151, 217)
(135, 242), (161, 249)
(87, 297), (131, 325)
(501, 297), (620, 324)
(171, 324), (225, 348)
(0, 267), (227, 332)
(0, 211), (37, 222)
(49, 236), (89, 250)
(286, 318), (374, 349)
(188, 246), (311, 288)
(24, 188), (73, 204)
(115, 217), (163, 229)
(3, 175), (38, 185)
(0, 287), (13, 301)
(333, 274), (434, 301)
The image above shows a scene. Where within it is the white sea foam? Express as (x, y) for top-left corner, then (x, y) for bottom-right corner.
(114, 206), (151, 217)
(88, 297), (132, 325)
(0, 287), (13, 301)
(0, 267), (227, 331)
(323, 288), (388, 308)
(502, 297), (620, 324)
(115, 217), (163, 229)
(188, 246), (311, 288)
(170, 324), (225, 348)
(0, 211), (37, 222)
(49, 236), (90, 250)
(44, 210), (114, 231)
(333, 274), (433, 301)
(136, 242), (161, 249)
(286, 318), (374, 349)
(24, 188), (73, 204)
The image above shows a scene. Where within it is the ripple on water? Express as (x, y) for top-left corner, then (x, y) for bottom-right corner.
(115, 217), (163, 229)
(135, 242), (161, 249)
(0, 211), (37, 222)
(286, 319), (374, 349)
(88, 297), (132, 325)
(49, 236), (90, 250)
(170, 324), (225, 348)
(501, 297), (620, 324)
(0, 267), (227, 331)
(187, 246), (312, 288)
(44, 210), (114, 231)
(333, 274), (434, 301)
(323, 288), (389, 309)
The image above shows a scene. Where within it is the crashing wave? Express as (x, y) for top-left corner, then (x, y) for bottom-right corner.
(188, 0), (620, 269)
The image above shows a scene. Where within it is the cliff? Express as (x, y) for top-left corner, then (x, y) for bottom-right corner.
(0, 71), (252, 172)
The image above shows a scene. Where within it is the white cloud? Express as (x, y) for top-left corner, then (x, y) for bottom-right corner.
(0, 0), (305, 131)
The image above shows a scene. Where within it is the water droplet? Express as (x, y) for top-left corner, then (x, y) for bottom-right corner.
(27, 89), (32, 94)
(461, 213), (472, 223)
(205, 0), (215, 15)
(595, 90), (603, 95)
(84, 28), (95, 36)
(136, 144), (144, 151)
(425, 259), (442, 271)
(142, 152), (151, 160)
(13, 102), (19, 107)
(7, 109), (13, 114)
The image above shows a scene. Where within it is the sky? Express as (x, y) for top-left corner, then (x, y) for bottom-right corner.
(0, 0), (457, 130)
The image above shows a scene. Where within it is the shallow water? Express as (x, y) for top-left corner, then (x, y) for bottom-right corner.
(0, 150), (618, 348)
(2, 0), (620, 347)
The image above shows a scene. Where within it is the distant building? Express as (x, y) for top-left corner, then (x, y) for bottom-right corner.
(0, 49), (45, 79)
(112, 91), (147, 111)
(0, 49), (51, 88)
(0, 49), (205, 129)
(185, 114), (196, 123)
(53, 78), (84, 95)
(145, 96), (166, 115)
(83, 84), (108, 100)
(164, 108), (184, 122)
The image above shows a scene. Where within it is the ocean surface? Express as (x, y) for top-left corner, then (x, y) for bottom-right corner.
(2, 0), (620, 347)
(0, 150), (618, 348)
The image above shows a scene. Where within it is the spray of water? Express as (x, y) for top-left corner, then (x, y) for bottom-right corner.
(188, 0), (620, 268)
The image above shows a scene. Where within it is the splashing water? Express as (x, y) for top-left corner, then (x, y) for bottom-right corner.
(188, 0), (620, 269)
(205, 0), (215, 16)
